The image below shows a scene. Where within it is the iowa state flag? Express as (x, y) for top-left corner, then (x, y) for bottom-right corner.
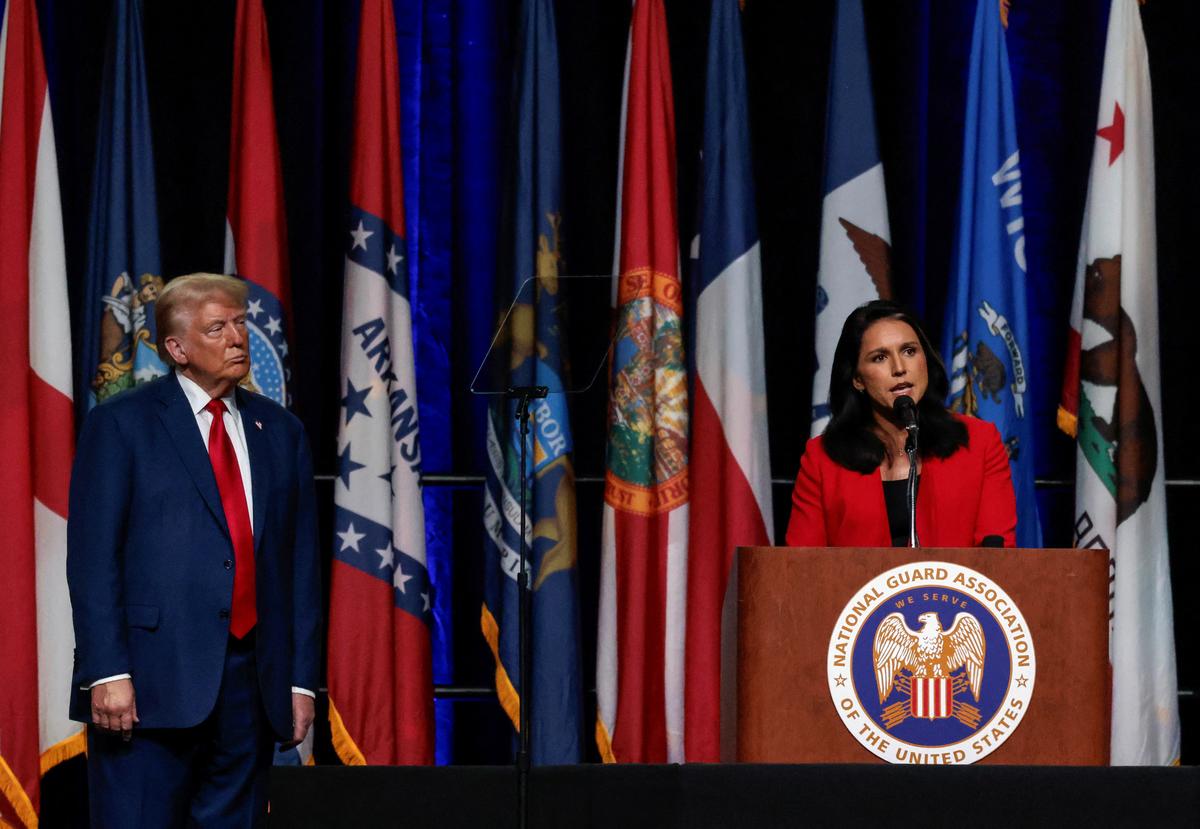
(683, 0), (773, 764)
(597, 0), (688, 764)
(480, 0), (582, 765)
(223, 0), (292, 410)
(940, 0), (1041, 548)
(327, 0), (433, 765)
(0, 0), (77, 824)
(1058, 0), (1177, 766)
(80, 0), (167, 412)
(811, 0), (892, 436)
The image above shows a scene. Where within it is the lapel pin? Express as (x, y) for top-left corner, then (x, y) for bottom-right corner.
(255, 421), (263, 430)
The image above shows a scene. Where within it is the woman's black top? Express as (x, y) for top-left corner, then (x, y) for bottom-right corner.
(883, 476), (920, 547)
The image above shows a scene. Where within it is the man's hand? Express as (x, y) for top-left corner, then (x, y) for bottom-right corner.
(283, 692), (316, 749)
(91, 678), (138, 741)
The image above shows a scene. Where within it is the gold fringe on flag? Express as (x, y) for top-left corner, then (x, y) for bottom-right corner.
(480, 603), (522, 735)
(327, 699), (367, 766)
(595, 719), (617, 764)
(39, 731), (85, 776)
(0, 753), (37, 829)
(1056, 405), (1078, 438)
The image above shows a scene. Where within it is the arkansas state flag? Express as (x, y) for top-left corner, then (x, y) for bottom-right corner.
(597, 0), (688, 764)
(223, 0), (293, 411)
(684, 0), (773, 764)
(327, 0), (434, 765)
(1058, 0), (1178, 766)
(0, 0), (78, 825)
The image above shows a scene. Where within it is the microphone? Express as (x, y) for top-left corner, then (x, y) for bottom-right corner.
(893, 395), (918, 433)
(981, 535), (1004, 548)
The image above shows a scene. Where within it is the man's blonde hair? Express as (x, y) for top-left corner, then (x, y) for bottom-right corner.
(155, 273), (249, 367)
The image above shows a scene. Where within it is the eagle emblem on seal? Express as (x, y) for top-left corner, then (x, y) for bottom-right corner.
(873, 612), (986, 727)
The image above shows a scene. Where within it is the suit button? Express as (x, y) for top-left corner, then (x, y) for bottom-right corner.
(219, 609), (230, 619)
(224, 559), (233, 570)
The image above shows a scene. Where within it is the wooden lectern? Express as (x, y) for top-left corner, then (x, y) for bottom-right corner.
(727, 547), (1110, 764)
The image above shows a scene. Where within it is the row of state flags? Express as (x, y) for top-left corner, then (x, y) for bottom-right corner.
(494, 0), (1177, 769)
(0, 0), (433, 823)
(0, 0), (1180, 820)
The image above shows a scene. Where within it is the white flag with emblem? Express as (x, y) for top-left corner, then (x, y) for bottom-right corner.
(1057, 0), (1178, 766)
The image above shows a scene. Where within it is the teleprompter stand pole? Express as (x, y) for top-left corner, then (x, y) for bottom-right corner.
(509, 384), (547, 829)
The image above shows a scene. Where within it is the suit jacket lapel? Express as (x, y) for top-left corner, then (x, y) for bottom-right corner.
(238, 390), (271, 553)
(154, 374), (229, 537)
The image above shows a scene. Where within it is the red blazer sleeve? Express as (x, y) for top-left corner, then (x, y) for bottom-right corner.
(972, 419), (1018, 547)
(785, 438), (828, 546)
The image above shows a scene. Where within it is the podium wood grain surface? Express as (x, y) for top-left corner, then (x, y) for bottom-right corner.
(735, 546), (1110, 764)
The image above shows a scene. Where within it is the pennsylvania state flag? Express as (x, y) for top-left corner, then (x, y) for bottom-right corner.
(480, 0), (582, 764)
(941, 0), (1041, 547)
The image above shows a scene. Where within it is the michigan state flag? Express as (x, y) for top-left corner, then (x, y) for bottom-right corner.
(480, 0), (582, 765)
(80, 0), (166, 412)
(941, 0), (1041, 547)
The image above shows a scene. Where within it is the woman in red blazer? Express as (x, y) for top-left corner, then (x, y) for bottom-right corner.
(786, 301), (1017, 548)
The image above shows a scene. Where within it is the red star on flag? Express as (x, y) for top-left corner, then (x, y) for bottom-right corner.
(1097, 101), (1125, 166)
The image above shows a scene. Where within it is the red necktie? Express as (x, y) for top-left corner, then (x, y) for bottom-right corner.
(205, 399), (257, 638)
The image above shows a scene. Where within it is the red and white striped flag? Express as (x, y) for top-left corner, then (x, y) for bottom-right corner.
(910, 677), (952, 720)
(0, 0), (78, 824)
(597, 0), (688, 764)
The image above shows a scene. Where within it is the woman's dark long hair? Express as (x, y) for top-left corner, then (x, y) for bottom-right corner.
(822, 300), (968, 473)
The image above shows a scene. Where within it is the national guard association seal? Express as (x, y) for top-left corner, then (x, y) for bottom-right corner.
(826, 561), (1035, 764)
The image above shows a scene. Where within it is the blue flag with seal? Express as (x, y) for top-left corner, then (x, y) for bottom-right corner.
(480, 0), (582, 765)
(942, 0), (1041, 547)
(79, 0), (166, 413)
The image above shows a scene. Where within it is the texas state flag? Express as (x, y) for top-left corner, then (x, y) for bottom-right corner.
(684, 0), (773, 764)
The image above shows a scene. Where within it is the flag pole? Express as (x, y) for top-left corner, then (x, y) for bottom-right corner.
(508, 383), (546, 829)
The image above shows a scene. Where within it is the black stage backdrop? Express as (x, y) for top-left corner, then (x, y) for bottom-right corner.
(33, 1), (1199, 823)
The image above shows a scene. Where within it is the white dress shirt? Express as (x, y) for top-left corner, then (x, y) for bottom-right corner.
(91, 372), (313, 700)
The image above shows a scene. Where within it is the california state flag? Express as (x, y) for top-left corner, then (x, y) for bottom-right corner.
(1058, 0), (1178, 766)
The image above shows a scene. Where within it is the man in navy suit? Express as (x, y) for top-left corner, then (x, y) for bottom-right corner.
(67, 273), (320, 827)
